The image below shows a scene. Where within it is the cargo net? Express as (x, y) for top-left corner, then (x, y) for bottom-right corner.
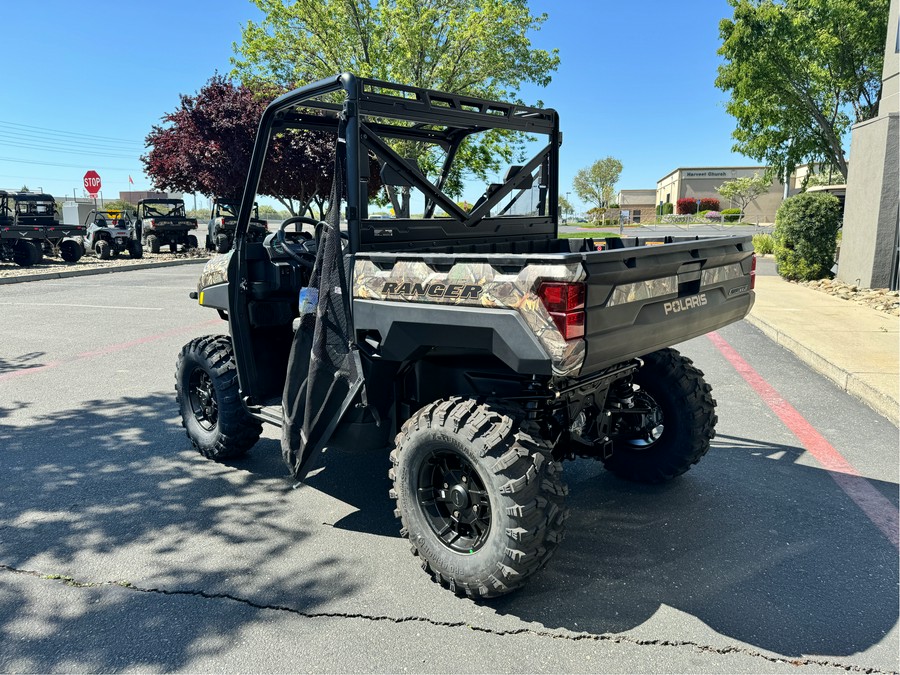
(281, 137), (364, 478)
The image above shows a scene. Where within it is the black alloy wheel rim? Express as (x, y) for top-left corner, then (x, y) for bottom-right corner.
(188, 368), (218, 431)
(417, 450), (491, 554)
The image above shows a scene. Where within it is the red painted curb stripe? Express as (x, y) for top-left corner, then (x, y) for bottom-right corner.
(0, 319), (221, 383)
(708, 331), (899, 549)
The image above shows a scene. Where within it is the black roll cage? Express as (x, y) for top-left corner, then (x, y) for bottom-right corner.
(233, 72), (561, 255)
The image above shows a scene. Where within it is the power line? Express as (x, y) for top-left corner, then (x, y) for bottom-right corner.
(0, 128), (143, 153)
(0, 140), (139, 160)
(0, 120), (145, 146)
(0, 156), (139, 171)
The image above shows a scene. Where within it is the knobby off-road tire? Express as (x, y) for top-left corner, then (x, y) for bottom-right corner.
(128, 240), (143, 259)
(390, 397), (569, 599)
(187, 234), (199, 250)
(175, 335), (262, 460)
(146, 234), (161, 254)
(59, 240), (83, 263)
(12, 240), (40, 267)
(95, 240), (111, 260)
(603, 348), (717, 484)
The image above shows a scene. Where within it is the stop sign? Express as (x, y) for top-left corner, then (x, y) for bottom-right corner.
(83, 170), (101, 197)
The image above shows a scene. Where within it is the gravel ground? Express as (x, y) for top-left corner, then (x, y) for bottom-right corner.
(797, 278), (900, 316)
(0, 248), (213, 279)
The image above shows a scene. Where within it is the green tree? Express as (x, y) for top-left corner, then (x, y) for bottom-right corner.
(101, 199), (137, 213)
(573, 157), (622, 212)
(558, 194), (573, 222)
(716, 171), (773, 220)
(231, 0), (559, 215)
(716, 0), (888, 182)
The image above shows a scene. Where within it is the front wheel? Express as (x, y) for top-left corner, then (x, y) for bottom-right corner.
(390, 398), (569, 599)
(59, 240), (83, 263)
(94, 240), (111, 260)
(146, 234), (161, 254)
(603, 348), (717, 483)
(12, 240), (41, 267)
(215, 233), (230, 253)
(175, 335), (262, 460)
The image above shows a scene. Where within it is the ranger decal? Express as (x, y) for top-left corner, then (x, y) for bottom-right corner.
(381, 282), (483, 300)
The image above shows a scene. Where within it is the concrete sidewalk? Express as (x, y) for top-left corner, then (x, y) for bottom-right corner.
(746, 275), (899, 425)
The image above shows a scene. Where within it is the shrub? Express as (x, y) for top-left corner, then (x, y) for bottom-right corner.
(752, 233), (774, 255)
(721, 207), (741, 223)
(662, 202), (674, 215)
(676, 197), (697, 214)
(705, 211), (722, 222)
(773, 192), (841, 281)
(699, 197), (720, 211)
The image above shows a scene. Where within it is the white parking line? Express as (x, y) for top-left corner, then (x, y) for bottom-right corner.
(0, 302), (163, 311)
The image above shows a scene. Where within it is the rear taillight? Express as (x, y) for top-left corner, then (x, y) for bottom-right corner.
(538, 281), (586, 341)
(217, 218), (225, 226)
(750, 253), (757, 290)
(149, 218), (156, 227)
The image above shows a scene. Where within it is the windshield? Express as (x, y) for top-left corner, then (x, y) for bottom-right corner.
(141, 201), (185, 218)
(215, 201), (259, 219)
(94, 211), (130, 226)
(16, 200), (55, 216)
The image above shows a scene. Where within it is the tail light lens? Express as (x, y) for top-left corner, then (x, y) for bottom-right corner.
(149, 218), (156, 227)
(750, 253), (757, 290)
(538, 281), (586, 341)
(217, 218), (225, 226)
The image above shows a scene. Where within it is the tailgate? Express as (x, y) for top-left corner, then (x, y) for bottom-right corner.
(580, 237), (754, 374)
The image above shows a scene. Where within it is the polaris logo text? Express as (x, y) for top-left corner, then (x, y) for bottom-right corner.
(381, 281), (483, 300)
(664, 294), (708, 315)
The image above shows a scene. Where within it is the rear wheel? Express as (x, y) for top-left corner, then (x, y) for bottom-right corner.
(128, 239), (143, 258)
(94, 239), (111, 260)
(603, 348), (716, 483)
(187, 234), (198, 250)
(12, 240), (41, 267)
(59, 240), (83, 263)
(215, 234), (230, 253)
(175, 335), (262, 460)
(146, 234), (161, 254)
(390, 398), (568, 598)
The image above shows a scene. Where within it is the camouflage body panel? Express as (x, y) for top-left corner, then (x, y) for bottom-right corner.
(605, 263), (748, 308)
(198, 251), (232, 291)
(353, 257), (586, 376)
(700, 263), (745, 286)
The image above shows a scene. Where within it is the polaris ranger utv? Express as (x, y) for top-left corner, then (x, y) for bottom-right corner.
(135, 198), (198, 253)
(176, 74), (756, 599)
(84, 209), (143, 259)
(207, 199), (268, 253)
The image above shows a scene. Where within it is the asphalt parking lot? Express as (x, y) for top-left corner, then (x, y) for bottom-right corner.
(0, 264), (897, 673)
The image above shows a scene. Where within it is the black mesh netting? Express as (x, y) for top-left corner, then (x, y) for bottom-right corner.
(281, 136), (364, 478)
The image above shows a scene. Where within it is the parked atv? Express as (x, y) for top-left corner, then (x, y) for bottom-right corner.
(206, 199), (268, 253)
(84, 210), (142, 259)
(135, 198), (198, 253)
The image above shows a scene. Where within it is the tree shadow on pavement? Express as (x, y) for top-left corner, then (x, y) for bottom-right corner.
(492, 436), (899, 658)
(0, 352), (49, 376)
(0, 394), (357, 672)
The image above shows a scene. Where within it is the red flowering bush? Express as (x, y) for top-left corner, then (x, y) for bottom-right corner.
(699, 197), (720, 211)
(676, 198), (697, 214)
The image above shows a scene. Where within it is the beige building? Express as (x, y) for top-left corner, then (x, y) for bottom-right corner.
(656, 166), (789, 222)
(616, 189), (656, 224)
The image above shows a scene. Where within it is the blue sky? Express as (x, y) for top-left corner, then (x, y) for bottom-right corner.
(1, 0), (755, 212)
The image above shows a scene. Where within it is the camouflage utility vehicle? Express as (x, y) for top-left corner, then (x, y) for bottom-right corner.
(135, 198), (198, 253)
(177, 74), (756, 599)
(0, 190), (84, 265)
(83, 209), (143, 259)
(207, 199), (268, 253)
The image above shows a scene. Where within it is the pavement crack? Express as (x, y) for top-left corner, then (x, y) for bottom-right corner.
(0, 563), (889, 674)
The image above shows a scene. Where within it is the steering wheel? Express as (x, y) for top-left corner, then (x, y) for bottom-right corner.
(273, 216), (321, 267)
